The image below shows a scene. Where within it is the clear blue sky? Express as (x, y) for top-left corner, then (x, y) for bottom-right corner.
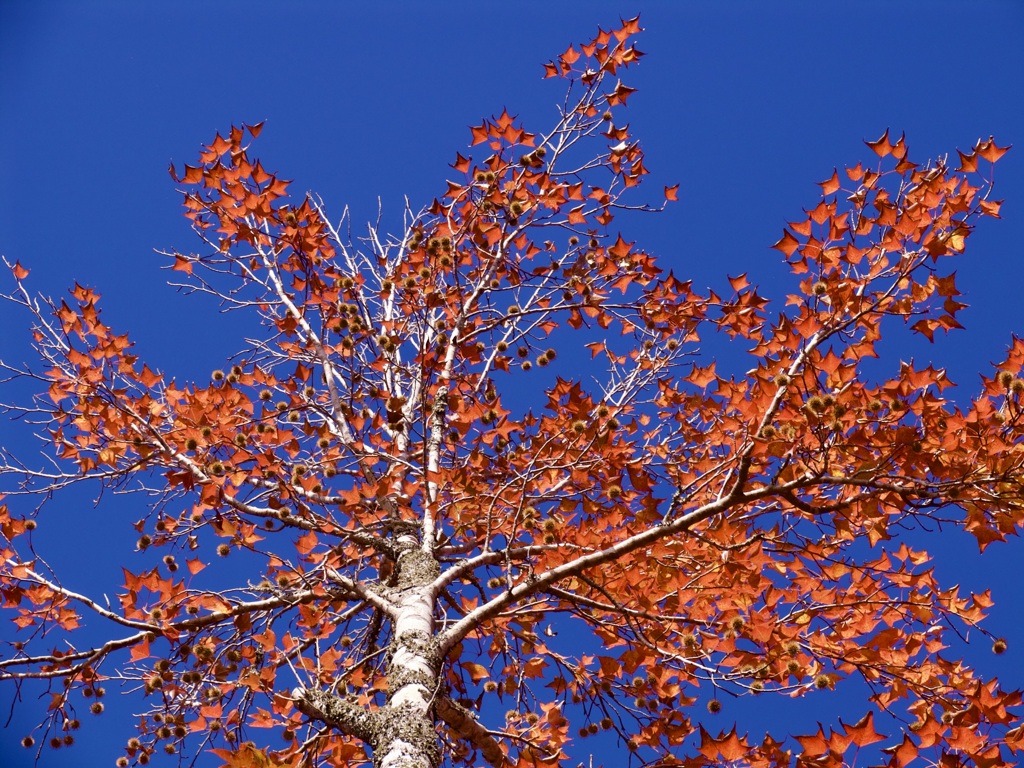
(1, 2), (1023, 767)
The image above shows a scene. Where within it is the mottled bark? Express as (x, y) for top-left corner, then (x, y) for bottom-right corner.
(297, 540), (445, 768)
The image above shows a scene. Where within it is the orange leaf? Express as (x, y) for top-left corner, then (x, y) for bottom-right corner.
(866, 129), (892, 157)
(772, 229), (800, 257)
(819, 169), (841, 196)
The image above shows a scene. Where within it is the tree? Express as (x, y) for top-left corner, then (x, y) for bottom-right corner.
(1, 16), (1022, 768)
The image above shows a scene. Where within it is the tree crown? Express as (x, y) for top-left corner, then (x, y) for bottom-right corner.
(2, 17), (1022, 768)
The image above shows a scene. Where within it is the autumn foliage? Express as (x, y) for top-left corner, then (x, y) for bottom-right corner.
(2, 17), (1023, 768)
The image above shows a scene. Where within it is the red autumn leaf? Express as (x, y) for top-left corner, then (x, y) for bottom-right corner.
(772, 229), (800, 256)
(866, 129), (893, 157)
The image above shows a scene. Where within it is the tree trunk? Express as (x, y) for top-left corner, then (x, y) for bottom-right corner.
(375, 579), (440, 768)
(294, 541), (444, 768)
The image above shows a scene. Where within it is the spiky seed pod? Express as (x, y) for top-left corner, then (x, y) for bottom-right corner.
(217, 544), (230, 557)
(814, 674), (832, 689)
(234, 434), (247, 447)
(807, 395), (826, 413)
(993, 638), (1008, 654)
(607, 485), (622, 499)
(998, 370), (1014, 387)
(867, 398), (884, 412)
(487, 577), (502, 589)
(602, 110), (613, 121)
(287, 411), (300, 422)
(507, 305), (520, 315)
(572, 420), (586, 434)
(707, 699), (721, 714)
(475, 171), (487, 182)
(483, 681), (498, 693)
(568, 236), (579, 246)
(496, 341), (508, 352)
(403, 277), (417, 290)
(212, 369), (225, 381)
(116, 758), (129, 767)
(22, 736), (34, 748)
(543, 532), (555, 544)
(90, 702), (104, 715)
(811, 281), (828, 296)
(544, 348), (556, 360)
(589, 238), (599, 248)
(536, 356), (549, 367)
(381, 279), (393, 293)
(1012, 379), (1024, 395)
(522, 361), (532, 371)
(210, 462), (225, 476)
(606, 417), (620, 432)
(730, 616), (746, 632)
(138, 535), (152, 549)
(509, 201), (523, 216)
